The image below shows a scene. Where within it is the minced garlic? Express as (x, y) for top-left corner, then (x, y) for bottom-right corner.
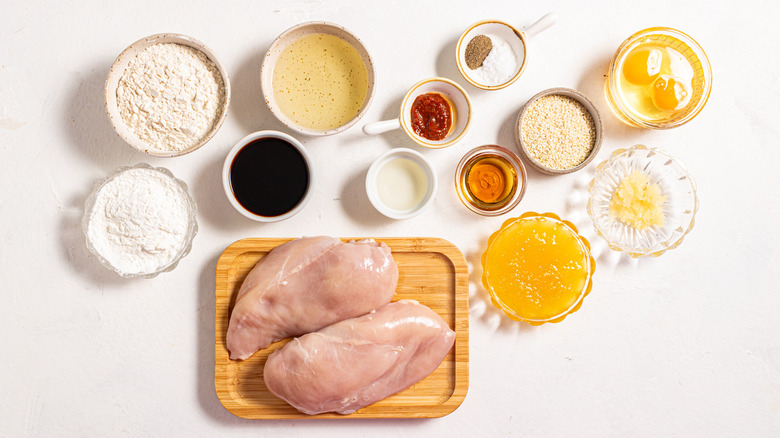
(609, 171), (666, 230)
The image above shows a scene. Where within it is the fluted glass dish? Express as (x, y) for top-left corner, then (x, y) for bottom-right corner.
(587, 145), (698, 257)
(82, 163), (198, 278)
(481, 212), (595, 325)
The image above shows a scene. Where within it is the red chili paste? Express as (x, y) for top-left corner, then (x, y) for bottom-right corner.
(410, 93), (452, 141)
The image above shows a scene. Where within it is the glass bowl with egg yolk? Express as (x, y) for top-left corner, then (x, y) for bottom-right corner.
(605, 27), (712, 129)
(481, 212), (595, 325)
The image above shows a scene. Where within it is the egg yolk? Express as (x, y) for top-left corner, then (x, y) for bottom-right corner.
(652, 76), (690, 111)
(622, 48), (662, 85)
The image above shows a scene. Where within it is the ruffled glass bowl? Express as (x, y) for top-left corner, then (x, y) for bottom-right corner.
(82, 163), (198, 278)
(481, 212), (595, 325)
(587, 145), (698, 257)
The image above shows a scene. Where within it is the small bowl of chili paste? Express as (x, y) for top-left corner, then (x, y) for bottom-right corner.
(363, 77), (472, 149)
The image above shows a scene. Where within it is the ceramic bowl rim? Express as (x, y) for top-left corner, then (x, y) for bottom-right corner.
(104, 33), (231, 157)
(455, 19), (529, 90)
(398, 77), (472, 149)
(259, 21), (376, 137)
(514, 87), (603, 175)
(222, 130), (315, 222)
(365, 147), (438, 220)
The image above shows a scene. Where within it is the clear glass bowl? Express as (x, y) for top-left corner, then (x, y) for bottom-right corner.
(481, 212), (595, 325)
(587, 145), (698, 257)
(82, 163), (198, 278)
(455, 145), (526, 216)
(605, 27), (712, 129)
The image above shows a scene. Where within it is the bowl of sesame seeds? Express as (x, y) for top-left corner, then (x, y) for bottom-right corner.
(514, 87), (602, 175)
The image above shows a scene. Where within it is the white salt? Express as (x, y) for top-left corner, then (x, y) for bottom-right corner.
(467, 35), (518, 86)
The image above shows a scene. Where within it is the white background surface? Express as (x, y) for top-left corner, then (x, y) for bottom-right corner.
(2, 0), (779, 436)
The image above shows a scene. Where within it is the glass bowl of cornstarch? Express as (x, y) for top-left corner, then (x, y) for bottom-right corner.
(82, 163), (198, 278)
(105, 33), (230, 157)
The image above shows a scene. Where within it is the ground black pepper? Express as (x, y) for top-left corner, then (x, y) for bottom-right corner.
(465, 34), (493, 69)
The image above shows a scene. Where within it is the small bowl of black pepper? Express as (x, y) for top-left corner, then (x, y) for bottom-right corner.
(456, 13), (557, 90)
(514, 87), (603, 175)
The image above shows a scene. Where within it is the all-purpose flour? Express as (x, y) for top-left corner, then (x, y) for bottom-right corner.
(87, 167), (192, 276)
(116, 43), (225, 152)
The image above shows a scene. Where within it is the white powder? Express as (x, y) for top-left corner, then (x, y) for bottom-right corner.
(116, 43), (225, 152)
(467, 35), (518, 86)
(87, 167), (192, 276)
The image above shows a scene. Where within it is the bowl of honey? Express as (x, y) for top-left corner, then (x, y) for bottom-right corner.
(481, 212), (595, 325)
(605, 27), (712, 129)
(455, 145), (526, 216)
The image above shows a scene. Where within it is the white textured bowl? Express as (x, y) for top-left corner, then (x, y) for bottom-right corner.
(260, 21), (375, 136)
(366, 148), (438, 220)
(105, 33), (231, 157)
(222, 130), (315, 222)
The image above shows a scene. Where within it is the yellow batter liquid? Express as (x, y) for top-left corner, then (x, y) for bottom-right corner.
(273, 33), (368, 130)
(484, 217), (589, 321)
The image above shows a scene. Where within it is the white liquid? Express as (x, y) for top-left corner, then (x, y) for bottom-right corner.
(376, 158), (428, 211)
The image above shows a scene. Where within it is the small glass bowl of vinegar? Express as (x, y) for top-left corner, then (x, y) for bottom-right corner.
(481, 212), (595, 325)
(605, 27), (712, 129)
(455, 145), (527, 216)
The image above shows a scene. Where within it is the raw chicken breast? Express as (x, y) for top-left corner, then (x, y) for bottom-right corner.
(263, 299), (456, 415)
(226, 236), (398, 360)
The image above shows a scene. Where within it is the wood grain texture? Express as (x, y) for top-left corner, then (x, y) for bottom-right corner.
(214, 237), (469, 419)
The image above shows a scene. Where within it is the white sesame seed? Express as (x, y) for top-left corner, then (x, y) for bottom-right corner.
(521, 94), (596, 170)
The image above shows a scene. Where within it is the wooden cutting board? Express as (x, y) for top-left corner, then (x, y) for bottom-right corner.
(214, 237), (469, 419)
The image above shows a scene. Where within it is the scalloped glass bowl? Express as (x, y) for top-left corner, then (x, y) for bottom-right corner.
(481, 212), (595, 326)
(587, 145), (698, 257)
(82, 163), (198, 278)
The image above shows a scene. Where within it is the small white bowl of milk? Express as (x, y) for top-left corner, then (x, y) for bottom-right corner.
(366, 148), (438, 220)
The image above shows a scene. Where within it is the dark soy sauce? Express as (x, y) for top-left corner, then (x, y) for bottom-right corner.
(229, 137), (310, 217)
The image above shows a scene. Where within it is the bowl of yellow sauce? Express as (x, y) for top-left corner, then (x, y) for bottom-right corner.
(481, 212), (595, 325)
(261, 22), (375, 136)
(605, 27), (712, 129)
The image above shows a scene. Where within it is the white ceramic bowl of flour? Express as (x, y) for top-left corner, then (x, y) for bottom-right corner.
(105, 33), (231, 157)
(82, 163), (198, 278)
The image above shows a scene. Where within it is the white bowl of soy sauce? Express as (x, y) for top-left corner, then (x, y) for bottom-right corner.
(222, 130), (314, 222)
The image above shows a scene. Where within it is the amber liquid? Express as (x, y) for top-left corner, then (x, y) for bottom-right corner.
(229, 138), (309, 217)
(462, 155), (517, 210)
